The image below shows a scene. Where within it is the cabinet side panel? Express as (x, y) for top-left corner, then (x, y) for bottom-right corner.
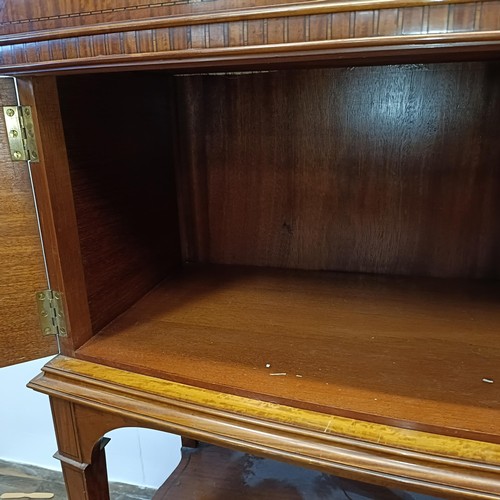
(0, 77), (56, 367)
(176, 62), (500, 278)
(57, 73), (182, 334)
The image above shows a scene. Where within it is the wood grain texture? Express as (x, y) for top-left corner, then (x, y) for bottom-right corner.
(176, 62), (500, 278)
(0, 0), (485, 39)
(29, 356), (500, 498)
(75, 264), (500, 443)
(56, 73), (182, 334)
(18, 77), (93, 355)
(4, 32), (500, 76)
(153, 442), (438, 500)
(0, 2), (499, 74)
(0, 77), (55, 367)
(50, 398), (110, 500)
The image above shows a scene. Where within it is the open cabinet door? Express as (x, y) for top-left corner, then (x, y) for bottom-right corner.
(0, 77), (57, 367)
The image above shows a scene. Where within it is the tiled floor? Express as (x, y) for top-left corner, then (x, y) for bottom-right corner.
(0, 460), (154, 500)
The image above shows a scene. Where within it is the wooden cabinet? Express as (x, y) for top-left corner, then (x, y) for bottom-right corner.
(1, 1), (500, 498)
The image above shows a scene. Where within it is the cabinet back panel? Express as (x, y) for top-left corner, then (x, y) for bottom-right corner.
(57, 74), (182, 334)
(176, 62), (500, 278)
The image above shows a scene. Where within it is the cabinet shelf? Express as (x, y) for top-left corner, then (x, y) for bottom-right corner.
(76, 264), (500, 443)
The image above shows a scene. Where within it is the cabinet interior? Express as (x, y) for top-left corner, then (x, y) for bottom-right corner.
(54, 61), (500, 441)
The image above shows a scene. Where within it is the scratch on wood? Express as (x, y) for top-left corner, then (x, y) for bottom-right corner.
(324, 418), (333, 433)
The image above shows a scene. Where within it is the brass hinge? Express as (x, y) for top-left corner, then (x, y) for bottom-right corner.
(36, 290), (68, 337)
(2, 105), (39, 162)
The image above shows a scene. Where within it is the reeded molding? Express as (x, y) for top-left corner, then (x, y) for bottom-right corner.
(0, 1), (499, 74)
(0, 0), (489, 44)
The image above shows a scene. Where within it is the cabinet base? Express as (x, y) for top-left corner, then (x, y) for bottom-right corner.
(28, 356), (500, 500)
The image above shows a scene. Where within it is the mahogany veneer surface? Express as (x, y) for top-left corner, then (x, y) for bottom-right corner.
(176, 62), (500, 278)
(57, 73), (181, 335)
(0, 78), (56, 367)
(1, 0), (500, 74)
(76, 264), (500, 443)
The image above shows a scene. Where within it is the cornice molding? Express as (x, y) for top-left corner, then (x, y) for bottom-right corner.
(2, 31), (500, 75)
(0, 0), (498, 74)
(0, 0), (483, 45)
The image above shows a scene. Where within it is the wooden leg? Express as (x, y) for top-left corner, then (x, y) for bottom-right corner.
(50, 398), (110, 500)
(181, 436), (199, 448)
